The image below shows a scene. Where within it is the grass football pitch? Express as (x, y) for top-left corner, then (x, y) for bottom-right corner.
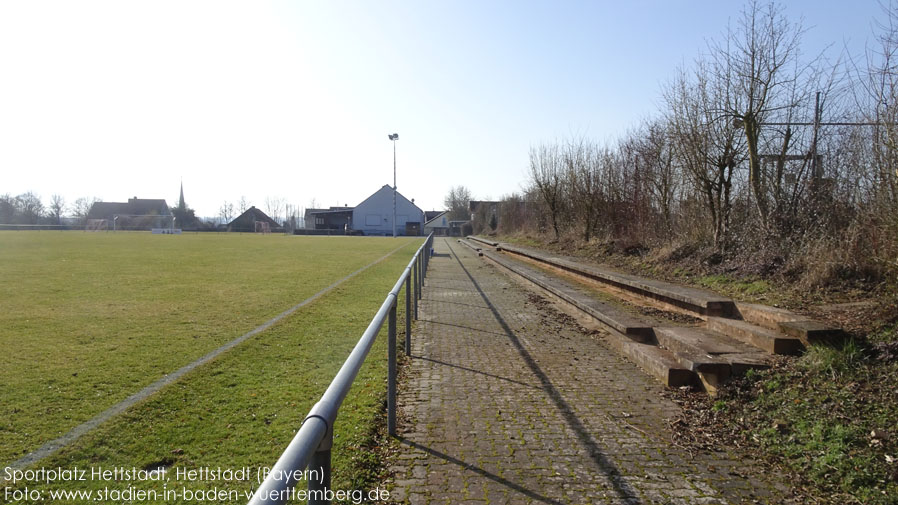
(0, 231), (421, 501)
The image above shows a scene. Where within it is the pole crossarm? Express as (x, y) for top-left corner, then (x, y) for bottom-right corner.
(764, 121), (888, 126)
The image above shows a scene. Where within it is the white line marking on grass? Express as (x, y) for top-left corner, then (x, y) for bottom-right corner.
(5, 241), (413, 472)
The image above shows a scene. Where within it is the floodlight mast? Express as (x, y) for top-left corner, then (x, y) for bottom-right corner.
(388, 133), (399, 237)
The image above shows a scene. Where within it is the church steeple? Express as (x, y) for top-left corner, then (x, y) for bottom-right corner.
(178, 179), (186, 211)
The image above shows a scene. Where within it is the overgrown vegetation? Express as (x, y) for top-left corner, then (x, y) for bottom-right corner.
(679, 326), (898, 505)
(476, 1), (898, 294)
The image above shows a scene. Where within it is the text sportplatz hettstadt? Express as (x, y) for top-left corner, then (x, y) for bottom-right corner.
(4, 465), (318, 485)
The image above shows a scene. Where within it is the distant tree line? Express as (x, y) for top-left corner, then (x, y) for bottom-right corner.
(0, 193), (92, 225)
(488, 1), (898, 288)
(0, 191), (306, 231)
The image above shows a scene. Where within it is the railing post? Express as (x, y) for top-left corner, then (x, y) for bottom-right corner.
(424, 237), (430, 277)
(387, 300), (397, 436)
(405, 273), (411, 356)
(413, 255), (419, 318)
(308, 431), (332, 505)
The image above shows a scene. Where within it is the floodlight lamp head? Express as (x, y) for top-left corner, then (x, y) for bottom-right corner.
(389, 133), (398, 140)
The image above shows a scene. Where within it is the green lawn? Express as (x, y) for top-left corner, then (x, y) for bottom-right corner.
(0, 231), (420, 501)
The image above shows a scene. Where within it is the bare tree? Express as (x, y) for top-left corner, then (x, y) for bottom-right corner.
(72, 197), (98, 225)
(529, 143), (566, 240)
(665, 61), (745, 249)
(284, 203), (300, 233)
(16, 192), (44, 224)
(49, 194), (65, 225)
(238, 196), (249, 214)
(858, 1), (898, 214)
(496, 192), (534, 234)
(563, 138), (605, 242)
(629, 119), (681, 236)
(264, 196), (285, 225)
(0, 194), (17, 223)
(219, 201), (234, 225)
(443, 185), (472, 221)
(709, 0), (809, 228)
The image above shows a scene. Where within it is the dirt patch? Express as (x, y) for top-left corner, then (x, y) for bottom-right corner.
(805, 298), (898, 340)
(635, 306), (702, 325)
(526, 292), (601, 336)
(526, 291), (553, 310)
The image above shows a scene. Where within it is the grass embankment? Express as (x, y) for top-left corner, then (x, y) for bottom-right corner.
(497, 232), (898, 504)
(1, 232), (420, 503)
(711, 333), (898, 504)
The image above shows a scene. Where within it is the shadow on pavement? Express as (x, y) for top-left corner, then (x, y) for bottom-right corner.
(419, 318), (511, 338)
(444, 240), (644, 505)
(396, 437), (567, 505)
(409, 354), (540, 389)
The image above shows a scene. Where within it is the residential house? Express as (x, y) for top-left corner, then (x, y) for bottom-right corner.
(424, 211), (449, 236)
(305, 185), (425, 236)
(228, 206), (281, 233)
(304, 206), (354, 231)
(352, 185), (424, 236)
(86, 197), (171, 230)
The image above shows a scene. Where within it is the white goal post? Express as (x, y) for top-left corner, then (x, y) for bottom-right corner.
(85, 214), (176, 232)
(254, 221), (271, 234)
(85, 219), (108, 232)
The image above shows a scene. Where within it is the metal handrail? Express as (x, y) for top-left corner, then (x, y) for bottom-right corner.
(248, 233), (433, 505)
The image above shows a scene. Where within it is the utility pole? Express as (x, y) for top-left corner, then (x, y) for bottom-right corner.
(388, 133), (399, 237)
(811, 91), (821, 181)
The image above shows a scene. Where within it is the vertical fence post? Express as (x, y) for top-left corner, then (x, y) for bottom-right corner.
(405, 272), (411, 356)
(413, 254), (419, 318)
(308, 432), (332, 505)
(424, 237), (430, 276)
(387, 300), (397, 436)
(417, 253), (422, 301)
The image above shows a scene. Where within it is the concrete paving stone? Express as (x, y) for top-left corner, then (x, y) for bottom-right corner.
(389, 486), (407, 502)
(411, 465), (427, 479)
(393, 478), (418, 488)
(407, 492), (428, 505)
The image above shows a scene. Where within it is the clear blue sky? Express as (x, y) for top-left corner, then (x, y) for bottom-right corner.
(0, 0), (885, 218)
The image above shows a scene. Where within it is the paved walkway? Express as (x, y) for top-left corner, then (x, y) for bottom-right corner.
(388, 238), (787, 505)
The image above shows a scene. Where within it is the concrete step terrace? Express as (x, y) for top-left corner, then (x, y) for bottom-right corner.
(707, 316), (804, 355)
(473, 238), (736, 317)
